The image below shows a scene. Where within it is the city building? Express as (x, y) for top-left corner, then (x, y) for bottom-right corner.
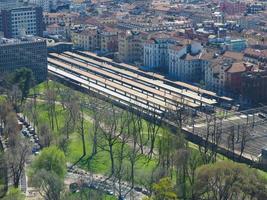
(168, 42), (204, 82)
(244, 48), (267, 65)
(99, 27), (118, 54)
(43, 12), (79, 26)
(0, 5), (44, 38)
(71, 26), (99, 51)
(143, 34), (204, 82)
(29, 0), (51, 12)
(225, 62), (254, 93)
(45, 23), (67, 36)
(224, 39), (247, 52)
(0, 36), (47, 83)
(143, 34), (178, 72)
(246, 3), (265, 15)
(118, 30), (148, 64)
(241, 70), (267, 104)
(203, 51), (244, 94)
(219, 0), (246, 15)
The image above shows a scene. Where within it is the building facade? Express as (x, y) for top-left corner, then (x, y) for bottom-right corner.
(0, 6), (44, 38)
(43, 12), (79, 26)
(71, 27), (100, 51)
(241, 70), (267, 104)
(118, 30), (148, 64)
(144, 38), (178, 72)
(0, 36), (47, 83)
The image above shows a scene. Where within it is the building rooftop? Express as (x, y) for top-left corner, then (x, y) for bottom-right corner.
(0, 36), (45, 46)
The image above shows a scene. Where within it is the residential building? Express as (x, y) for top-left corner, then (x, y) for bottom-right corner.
(29, 0), (51, 12)
(45, 23), (67, 36)
(244, 48), (267, 64)
(0, 0), (22, 9)
(99, 27), (118, 54)
(71, 26), (99, 51)
(219, 0), (246, 15)
(0, 36), (47, 83)
(0, 5), (44, 38)
(203, 51), (244, 94)
(43, 12), (79, 26)
(225, 62), (254, 93)
(143, 35), (179, 72)
(241, 70), (267, 104)
(168, 43), (204, 82)
(118, 30), (148, 64)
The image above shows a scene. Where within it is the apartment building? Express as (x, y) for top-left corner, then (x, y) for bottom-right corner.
(168, 41), (204, 82)
(220, 0), (246, 15)
(99, 27), (118, 54)
(241, 70), (267, 104)
(43, 12), (79, 26)
(0, 36), (47, 83)
(143, 35), (204, 82)
(143, 36), (178, 72)
(29, 0), (50, 12)
(71, 27), (100, 51)
(244, 48), (267, 65)
(203, 51), (244, 94)
(118, 30), (148, 64)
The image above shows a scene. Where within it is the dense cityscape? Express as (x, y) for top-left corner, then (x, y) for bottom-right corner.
(0, 0), (267, 199)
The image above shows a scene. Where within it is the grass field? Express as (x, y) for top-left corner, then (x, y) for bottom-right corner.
(24, 100), (158, 184)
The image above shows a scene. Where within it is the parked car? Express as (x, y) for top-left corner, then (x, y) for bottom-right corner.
(69, 183), (79, 193)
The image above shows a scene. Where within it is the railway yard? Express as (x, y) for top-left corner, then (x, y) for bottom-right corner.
(47, 51), (267, 164)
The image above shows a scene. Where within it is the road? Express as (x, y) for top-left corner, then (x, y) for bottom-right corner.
(65, 165), (147, 200)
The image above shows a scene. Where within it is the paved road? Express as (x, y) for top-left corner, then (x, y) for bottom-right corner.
(66, 166), (147, 200)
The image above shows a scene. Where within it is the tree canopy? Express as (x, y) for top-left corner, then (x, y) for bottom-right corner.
(30, 146), (66, 179)
(194, 161), (267, 200)
(12, 68), (33, 102)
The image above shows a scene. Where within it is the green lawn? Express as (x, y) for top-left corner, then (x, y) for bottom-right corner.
(66, 189), (116, 200)
(24, 100), (158, 184)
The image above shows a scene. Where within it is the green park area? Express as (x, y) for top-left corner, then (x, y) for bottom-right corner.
(1, 77), (267, 199)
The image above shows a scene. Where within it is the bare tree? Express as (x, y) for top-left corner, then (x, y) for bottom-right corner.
(5, 138), (31, 188)
(239, 124), (252, 158)
(72, 104), (87, 167)
(60, 89), (80, 139)
(97, 104), (125, 176)
(39, 123), (53, 148)
(4, 112), (19, 148)
(44, 82), (59, 131)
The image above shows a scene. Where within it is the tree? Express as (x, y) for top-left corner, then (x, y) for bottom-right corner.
(2, 187), (25, 200)
(39, 123), (53, 148)
(0, 151), (8, 198)
(32, 169), (63, 200)
(150, 177), (177, 200)
(5, 138), (31, 188)
(44, 82), (59, 131)
(97, 104), (125, 176)
(30, 146), (66, 179)
(194, 161), (267, 200)
(11, 68), (34, 105)
(59, 88), (80, 139)
(0, 101), (12, 131)
(3, 112), (19, 147)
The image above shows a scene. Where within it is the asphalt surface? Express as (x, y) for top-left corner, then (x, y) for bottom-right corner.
(66, 166), (147, 200)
